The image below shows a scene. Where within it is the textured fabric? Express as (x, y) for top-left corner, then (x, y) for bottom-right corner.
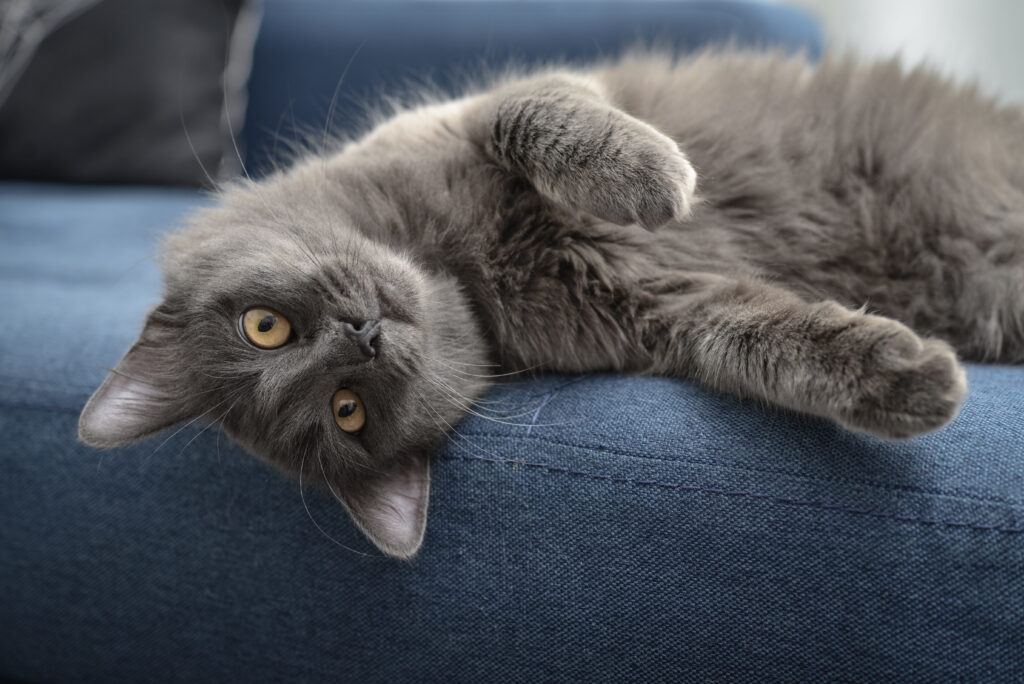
(3, 178), (1024, 683)
(243, 0), (824, 174)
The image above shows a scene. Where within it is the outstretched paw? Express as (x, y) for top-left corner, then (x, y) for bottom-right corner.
(834, 317), (967, 439)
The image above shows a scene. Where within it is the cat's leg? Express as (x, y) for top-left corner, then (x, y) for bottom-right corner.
(463, 74), (697, 230)
(645, 275), (967, 439)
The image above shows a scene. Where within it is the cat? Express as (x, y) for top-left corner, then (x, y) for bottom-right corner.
(79, 49), (1024, 558)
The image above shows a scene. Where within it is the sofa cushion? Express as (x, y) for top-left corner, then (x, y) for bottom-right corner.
(0, 0), (260, 185)
(2, 181), (1024, 681)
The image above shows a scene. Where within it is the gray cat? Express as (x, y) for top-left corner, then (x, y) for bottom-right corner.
(79, 50), (1024, 557)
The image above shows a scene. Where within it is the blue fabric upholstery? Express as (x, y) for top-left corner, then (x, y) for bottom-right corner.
(3, 3), (1023, 682)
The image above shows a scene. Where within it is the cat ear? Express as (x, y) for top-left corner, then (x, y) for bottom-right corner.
(336, 455), (431, 559)
(79, 306), (192, 448)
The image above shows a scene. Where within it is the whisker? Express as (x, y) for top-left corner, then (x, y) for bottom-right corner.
(322, 39), (368, 155)
(425, 371), (555, 420)
(221, 40), (250, 183)
(178, 69), (217, 190)
(146, 393), (237, 459)
(423, 375), (564, 427)
(175, 393), (243, 458)
(434, 354), (543, 379)
(415, 390), (524, 463)
(300, 446), (377, 557)
(424, 371), (492, 405)
(432, 358), (503, 368)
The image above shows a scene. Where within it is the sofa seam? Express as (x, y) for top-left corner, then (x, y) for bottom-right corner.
(442, 451), (1024, 535)
(4, 399), (1021, 512)
(456, 429), (1024, 509)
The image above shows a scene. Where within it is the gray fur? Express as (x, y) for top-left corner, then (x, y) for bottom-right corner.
(81, 49), (1024, 556)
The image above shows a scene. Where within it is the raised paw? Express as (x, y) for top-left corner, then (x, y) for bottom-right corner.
(576, 115), (698, 230)
(483, 80), (698, 230)
(832, 317), (968, 439)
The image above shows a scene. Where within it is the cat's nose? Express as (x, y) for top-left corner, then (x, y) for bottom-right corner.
(341, 319), (381, 359)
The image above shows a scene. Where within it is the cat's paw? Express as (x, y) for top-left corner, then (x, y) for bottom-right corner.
(578, 117), (698, 230)
(834, 318), (967, 439)
(483, 79), (698, 229)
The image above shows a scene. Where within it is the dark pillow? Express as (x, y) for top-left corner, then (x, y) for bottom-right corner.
(0, 0), (259, 186)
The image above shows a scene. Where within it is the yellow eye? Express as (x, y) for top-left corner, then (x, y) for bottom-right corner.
(241, 307), (292, 349)
(332, 389), (366, 433)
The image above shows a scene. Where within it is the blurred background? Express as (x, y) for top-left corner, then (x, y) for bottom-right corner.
(795, 0), (1024, 105)
(2, 0), (1022, 187)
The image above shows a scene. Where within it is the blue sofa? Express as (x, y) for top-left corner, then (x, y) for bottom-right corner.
(3, 2), (1022, 681)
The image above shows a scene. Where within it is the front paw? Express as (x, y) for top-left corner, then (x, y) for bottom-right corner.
(833, 317), (967, 439)
(578, 117), (698, 230)
(485, 83), (698, 230)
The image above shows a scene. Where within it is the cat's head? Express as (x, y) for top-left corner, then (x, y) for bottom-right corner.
(78, 158), (490, 558)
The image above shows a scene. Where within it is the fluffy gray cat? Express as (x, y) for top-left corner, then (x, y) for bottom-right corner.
(79, 50), (1024, 557)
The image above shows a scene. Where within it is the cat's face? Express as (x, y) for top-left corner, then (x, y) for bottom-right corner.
(78, 167), (490, 558)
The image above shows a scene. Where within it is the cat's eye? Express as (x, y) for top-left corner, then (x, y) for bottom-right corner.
(332, 389), (366, 433)
(241, 307), (292, 349)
